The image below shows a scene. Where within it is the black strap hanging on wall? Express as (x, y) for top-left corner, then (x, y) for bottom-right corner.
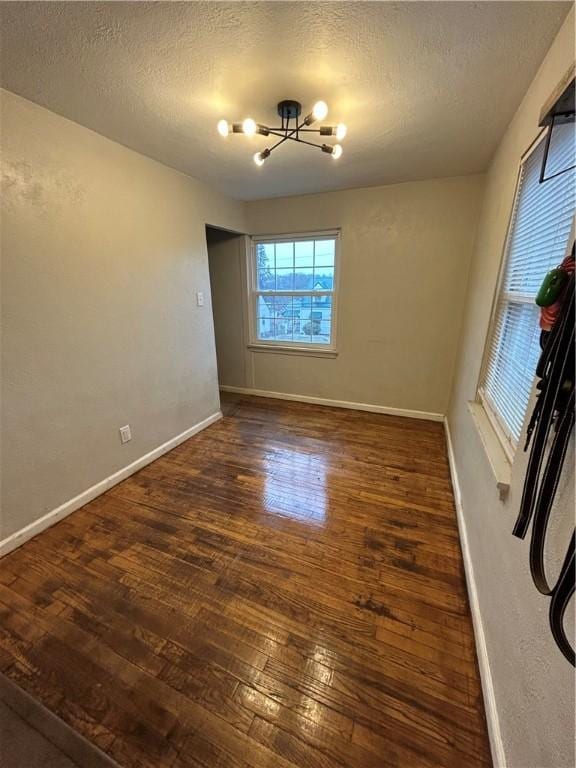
(549, 532), (575, 664)
(513, 263), (575, 666)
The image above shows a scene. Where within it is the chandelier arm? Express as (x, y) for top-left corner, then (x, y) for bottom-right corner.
(288, 136), (325, 149)
(267, 129), (291, 139)
(284, 119), (308, 140)
(267, 134), (327, 155)
(266, 119), (308, 150)
(268, 134), (291, 153)
(268, 122), (308, 150)
(264, 127), (321, 133)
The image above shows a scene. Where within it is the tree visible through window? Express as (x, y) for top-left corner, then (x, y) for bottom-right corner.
(251, 234), (338, 348)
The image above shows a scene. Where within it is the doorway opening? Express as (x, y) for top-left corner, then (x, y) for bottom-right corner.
(206, 225), (248, 391)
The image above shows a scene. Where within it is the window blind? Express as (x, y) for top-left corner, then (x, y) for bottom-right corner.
(480, 122), (575, 450)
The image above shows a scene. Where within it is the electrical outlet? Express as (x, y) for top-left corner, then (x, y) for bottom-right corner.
(196, 291), (204, 307)
(119, 425), (132, 444)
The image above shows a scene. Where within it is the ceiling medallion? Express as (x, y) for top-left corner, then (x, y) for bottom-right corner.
(217, 100), (347, 166)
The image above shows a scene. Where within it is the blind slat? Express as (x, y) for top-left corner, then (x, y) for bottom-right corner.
(481, 122), (575, 447)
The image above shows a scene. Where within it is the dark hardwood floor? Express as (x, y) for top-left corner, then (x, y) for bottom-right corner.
(0, 393), (492, 767)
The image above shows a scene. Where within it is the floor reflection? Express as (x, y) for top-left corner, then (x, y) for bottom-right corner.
(262, 447), (327, 525)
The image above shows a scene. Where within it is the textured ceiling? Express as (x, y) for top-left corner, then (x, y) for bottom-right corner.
(0, 1), (571, 200)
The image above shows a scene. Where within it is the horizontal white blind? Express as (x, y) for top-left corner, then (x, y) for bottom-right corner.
(481, 123), (575, 448)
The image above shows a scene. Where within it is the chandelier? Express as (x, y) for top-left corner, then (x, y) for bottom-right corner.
(216, 100), (347, 166)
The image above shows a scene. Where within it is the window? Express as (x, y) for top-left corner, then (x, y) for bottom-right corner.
(249, 231), (339, 351)
(479, 123), (575, 456)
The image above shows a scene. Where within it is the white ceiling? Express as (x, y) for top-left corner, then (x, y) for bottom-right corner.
(0, 2), (571, 200)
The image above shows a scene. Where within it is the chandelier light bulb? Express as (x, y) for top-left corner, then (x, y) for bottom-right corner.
(243, 118), (257, 136)
(332, 144), (343, 159)
(253, 148), (271, 166)
(312, 101), (329, 121)
(335, 123), (347, 141)
(217, 119), (230, 137)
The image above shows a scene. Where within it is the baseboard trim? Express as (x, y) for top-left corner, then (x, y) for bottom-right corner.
(0, 411), (223, 558)
(220, 385), (444, 422)
(444, 417), (507, 768)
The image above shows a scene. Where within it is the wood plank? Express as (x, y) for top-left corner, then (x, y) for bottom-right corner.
(0, 393), (492, 767)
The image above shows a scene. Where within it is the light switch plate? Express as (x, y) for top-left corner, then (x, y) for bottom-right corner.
(119, 425), (132, 444)
(196, 291), (204, 307)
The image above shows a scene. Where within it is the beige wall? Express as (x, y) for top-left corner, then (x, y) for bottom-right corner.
(0, 89), (246, 541)
(225, 176), (483, 416)
(447, 10), (575, 768)
(207, 233), (248, 389)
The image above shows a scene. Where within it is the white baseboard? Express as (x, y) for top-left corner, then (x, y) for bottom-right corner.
(220, 385), (444, 422)
(0, 411), (222, 558)
(444, 417), (506, 768)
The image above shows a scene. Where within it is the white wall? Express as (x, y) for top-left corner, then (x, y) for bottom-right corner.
(226, 176), (483, 417)
(0, 89), (246, 541)
(447, 10), (575, 768)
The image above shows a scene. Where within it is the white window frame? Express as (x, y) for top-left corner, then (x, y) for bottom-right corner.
(247, 230), (340, 356)
(477, 129), (574, 462)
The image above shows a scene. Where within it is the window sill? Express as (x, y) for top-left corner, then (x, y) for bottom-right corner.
(467, 401), (512, 500)
(247, 343), (338, 358)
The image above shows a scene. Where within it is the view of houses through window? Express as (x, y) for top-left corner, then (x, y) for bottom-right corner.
(253, 235), (337, 347)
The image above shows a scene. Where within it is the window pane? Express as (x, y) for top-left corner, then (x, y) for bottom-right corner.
(257, 295), (271, 318)
(312, 294), (332, 316)
(306, 317), (330, 344)
(257, 296), (297, 342)
(313, 266), (334, 290)
(294, 295), (312, 314)
(268, 295), (291, 315)
(295, 241), (314, 268)
(319, 320), (332, 343)
(302, 311), (322, 340)
(294, 265), (314, 290)
(258, 271), (275, 290)
(484, 302), (540, 442)
(258, 296), (271, 317)
(293, 295), (311, 342)
(256, 243), (275, 290)
(273, 312), (293, 341)
(275, 268), (294, 290)
(504, 124), (575, 296)
(314, 239), (335, 267)
(275, 242), (293, 268)
(257, 243), (275, 268)
(278, 296), (293, 342)
(546, 123), (576, 178)
(257, 316), (275, 340)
